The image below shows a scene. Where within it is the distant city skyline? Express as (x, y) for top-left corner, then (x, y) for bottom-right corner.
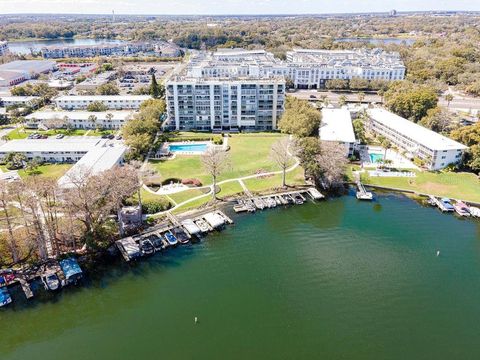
(0, 0), (478, 15)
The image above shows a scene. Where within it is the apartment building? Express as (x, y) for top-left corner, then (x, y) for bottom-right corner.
(319, 109), (356, 157)
(166, 78), (285, 131)
(0, 96), (40, 108)
(25, 110), (134, 129)
(286, 48), (405, 89)
(54, 95), (151, 110)
(0, 41), (8, 56)
(366, 108), (467, 170)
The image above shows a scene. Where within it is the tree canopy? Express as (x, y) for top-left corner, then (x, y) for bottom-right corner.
(278, 97), (321, 138)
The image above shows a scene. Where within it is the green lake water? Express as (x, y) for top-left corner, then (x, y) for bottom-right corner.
(2, 192), (480, 359)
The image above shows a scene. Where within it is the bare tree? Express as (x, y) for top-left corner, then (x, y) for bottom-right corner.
(0, 182), (19, 263)
(201, 148), (231, 201)
(316, 141), (349, 189)
(270, 137), (293, 188)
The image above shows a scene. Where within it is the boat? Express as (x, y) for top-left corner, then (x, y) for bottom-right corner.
(173, 227), (190, 245)
(275, 196), (282, 206)
(41, 271), (61, 291)
(59, 257), (83, 285)
(233, 202), (249, 213)
(278, 195), (289, 205)
(426, 195), (437, 206)
(149, 235), (164, 251)
(453, 201), (471, 217)
(438, 198), (455, 212)
(181, 219), (202, 236)
(293, 194), (304, 205)
(253, 198), (265, 210)
(0, 287), (12, 307)
(195, 219), (210, 233)
(0, 269), (15, 286)
(139, 238), (155, 256)
(282, 194), (293, 204)
(469, 206), (480, 218)
(164, 231), (178, 246)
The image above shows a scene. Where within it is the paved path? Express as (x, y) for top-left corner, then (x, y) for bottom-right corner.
(145, 151), (300, 216)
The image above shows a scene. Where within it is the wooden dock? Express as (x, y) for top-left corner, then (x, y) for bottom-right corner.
(356, 181), (373, 200)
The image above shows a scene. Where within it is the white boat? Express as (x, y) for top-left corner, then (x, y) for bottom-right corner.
(194, 219), (210, 233)
(181, 219), (202, 236)
(469, 206), (480, 218)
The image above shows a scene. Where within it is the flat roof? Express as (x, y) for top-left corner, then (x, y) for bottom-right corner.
(0, 137), (102, 153)
(1, 96), (39, 102)
(0, 60), (56, 72)
(55, 95), (152, 101)
(26, 110), (134, 121)
(367, 108), (467, 151)
(58, 143), (127, 188)
(320, 108), (356, 143)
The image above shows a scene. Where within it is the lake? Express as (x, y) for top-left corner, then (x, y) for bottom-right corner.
(1, 192), (480, 359)
(7, 38), (124, 55)
(335, 37), (416, 45)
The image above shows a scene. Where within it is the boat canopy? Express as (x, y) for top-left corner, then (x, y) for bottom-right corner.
(59, 258), (83, 282)
(203, 212), (225, 228)
(181, 219), (201, 235)
(119, 238), (141, 256)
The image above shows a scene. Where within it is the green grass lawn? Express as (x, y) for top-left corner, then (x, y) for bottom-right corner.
(16, 164), (73, 180)
(149, 133), (291, 186)
(217, 181), (245, 199)
(167, 188), (207, 204)
(244, 167), (306, 193)
(7, 127), (116, 140)
(360, 170), (480, 202)
(171, 196), (212, 215)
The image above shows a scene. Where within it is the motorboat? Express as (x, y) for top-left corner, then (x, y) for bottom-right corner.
(294, 194), (304, 205)
(453, 201), (471, 217)
(194, 219), (210, 233)
(164, 232), (178, 246)
(139, 239), (155, 256)
(149, 235), (164, 251)
(173, 227), (190, 245)
(41, 272), (61, 291)
(438, 198), (455, 212)
(0, 287), (12, 307)
(469, 206), (480, 218)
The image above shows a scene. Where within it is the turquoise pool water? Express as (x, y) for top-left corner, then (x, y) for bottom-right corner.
(169, 143), (207, 153)
(369, 153), (384, 163)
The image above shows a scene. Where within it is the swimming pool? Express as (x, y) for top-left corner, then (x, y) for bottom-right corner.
(369, 153), (384, 163)
(169, 143), (208, 153)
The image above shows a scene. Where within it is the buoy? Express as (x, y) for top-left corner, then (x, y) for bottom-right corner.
(195, 317), (198, 324)
(436, 250), (440, 257)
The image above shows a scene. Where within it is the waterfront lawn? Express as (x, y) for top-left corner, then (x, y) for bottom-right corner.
(171, 196), (211, 215)
(244, 167), (306, 193)
(167, 188), (208, 205)
(149, 133), (290, 185)
(217, 181), (245, 199)
(361, 170), (480, 202)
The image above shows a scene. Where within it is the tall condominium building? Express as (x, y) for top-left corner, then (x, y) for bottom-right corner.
(286, 48), (405, 89)
(165, 78), (285, 131)
(166, 49), (286, 131)
(0, 41), (8, 56)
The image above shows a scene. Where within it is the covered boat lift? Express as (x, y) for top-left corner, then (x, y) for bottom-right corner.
(203, 212), (225, 229)
(181, 219), (202, 236)
(59, 258), (83, 285)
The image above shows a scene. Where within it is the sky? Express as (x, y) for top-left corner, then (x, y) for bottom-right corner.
(0, 0), (478, 15)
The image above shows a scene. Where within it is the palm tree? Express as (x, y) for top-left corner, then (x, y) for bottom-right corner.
(88, 115), (98, 131)
(380, 138), (392, 160)
(338, 95), (347, 107)
(357, 92), (365, 103)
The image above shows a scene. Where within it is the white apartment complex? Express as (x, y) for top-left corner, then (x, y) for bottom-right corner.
(286, 48), (405, 89)
(0, 41), (8, 56)
(319, 109), (356, 157)
(25, 110), (135, 129)
(366, 108), (467, 170)
(55, 95), (151, 110)
(0, 96), (40, 108)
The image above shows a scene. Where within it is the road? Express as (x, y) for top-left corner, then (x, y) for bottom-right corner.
(289, 89), (480, 113)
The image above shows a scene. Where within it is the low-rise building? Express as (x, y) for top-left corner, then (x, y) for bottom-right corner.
(0, 41), (8, 56)
(366, 108), (467, 170)
(54, 95), (151, 110)
(0, 137), (102, 163)
(58, 142), (127, 188)
(0, 60), (57, 87)
(319, 108), (356, 157)
(25, 110), (134, 129)
(0, 96), (40, 108)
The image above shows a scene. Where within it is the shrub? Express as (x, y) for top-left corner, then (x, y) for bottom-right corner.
(181, 178), (202, 187)
(161, 177), (181, 185)
(213, 137), (223, 145)
(142, 198), (171, 214)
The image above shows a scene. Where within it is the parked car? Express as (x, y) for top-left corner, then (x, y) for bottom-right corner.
(107, 134), (115, 140)
(55, 134), (64, 139)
